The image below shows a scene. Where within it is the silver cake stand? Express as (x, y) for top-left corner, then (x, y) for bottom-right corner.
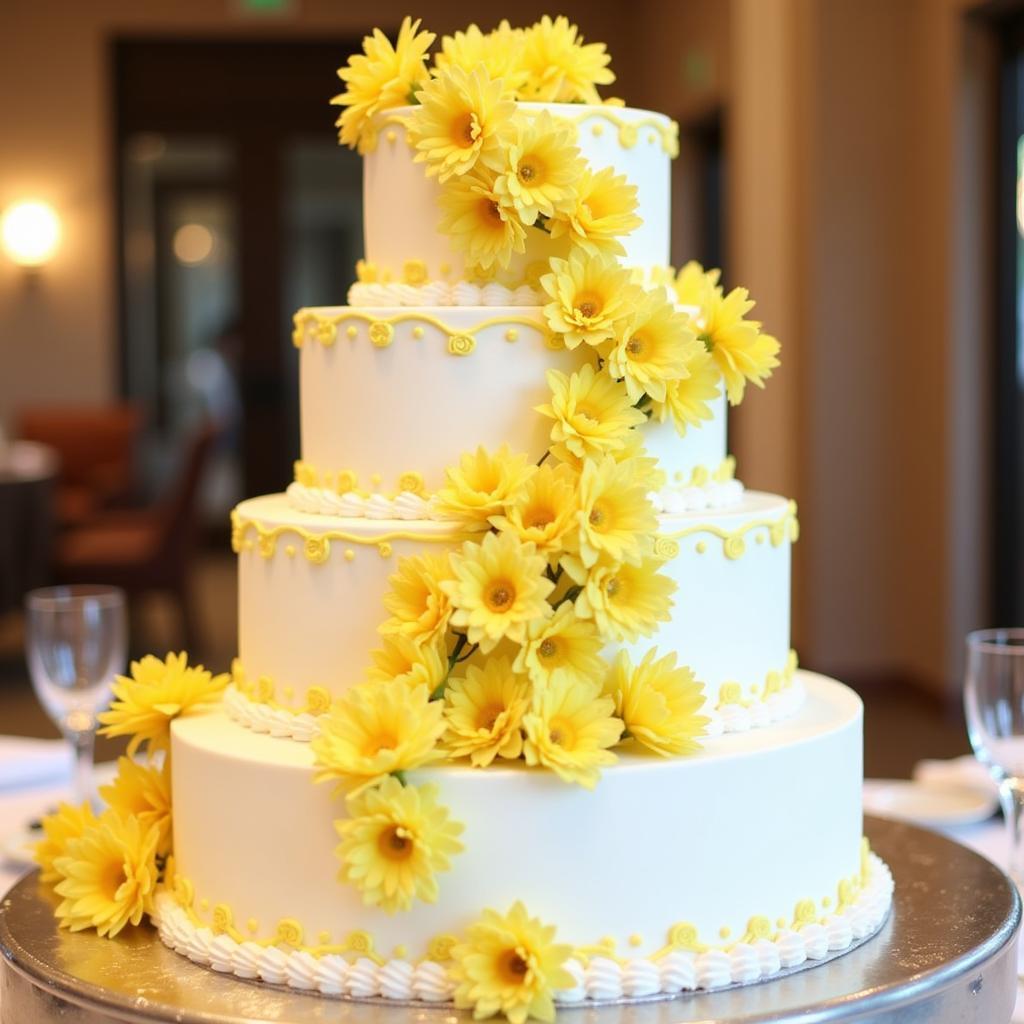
(1, 815), (1020, 1024)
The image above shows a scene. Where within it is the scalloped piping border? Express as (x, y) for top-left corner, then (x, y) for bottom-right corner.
(153, 853), (892, 1005)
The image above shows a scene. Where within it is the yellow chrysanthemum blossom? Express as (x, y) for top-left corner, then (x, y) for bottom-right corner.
(536, 364), (646, 465)
(540, 251), (641, 350)
(98, 652), (228, 757)
(311, 680), (446, 796)
(700, 286), (781, 405)
(523, 677), (623, 789)
(549, 166), (642, 256)
(520, 15), (614, 105)
(609, 430), (668, 494)
(673, 259), (721, 310)
(453, 900), (575, 1024)
(573, 456), (657, 568)
(368, 633), (448, 692)
(573, 555), (676, 643)
(513, 602), (604, 689)
(443, 656), (531, 767)
(331, 17), (435, 153)
(98, 757), (172, 857)
(649, 347), (721, 435)
(434, 21), (529, 94)
(435, 444), (536, 524)
(493, 111), (583, 226)
(439, 168), (529, 272)
(380, 552), (455, 647)
(442, 531), (554, 653)
(34, 801), (98, 886)
(605, 648), (709, 757)
(606, 291), (701, 403)
(408, 65), (516, 182)
(335, 776), (464, 914)
(489, 462), (578, 562)
(53, 811), (160, 938)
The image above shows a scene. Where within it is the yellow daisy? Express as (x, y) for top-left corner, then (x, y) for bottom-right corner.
(513, 602), (604, 689)
(573, 456), (658, 568)
(408, 65), (516, 181)
(443, 656), (531, 766)
(34, 801), (98, 886)
(335, 776), (464, 914)
(606, 291), (701, 403)
(331, 17), (436, 153)
(536, 364), (646, 465)
(442, 531), (554, 653)
(435, 444), (536, 524)
(368, 633), (448, 692)
(98, 757), (172, 857)
(53, 811), (160, 938)
(573, 556), (676, 643)
(520, 15), (614, 105)
(489, 462), (578, 562)
(649, 347), (722, 435)
(609, 430), (668, 494)
(311, 680), (446, 796)
(98, 652), (228, 757)
(493, 111), (583, 226)
(438, 169), (529, 271)
(434, 21), (529, 95)
(606, 649), (709, 757)
(549, 166), (642, 255)
(540, 250), (641, 350)
(380, 552), (455, 647)
(700, 285), (781, 404)
(673, 259), (721, 309)
(523, 677), (623, 789)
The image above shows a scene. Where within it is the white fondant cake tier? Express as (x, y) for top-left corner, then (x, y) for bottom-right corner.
(168, 674), (867, 988)
(363, 103), (674, 285)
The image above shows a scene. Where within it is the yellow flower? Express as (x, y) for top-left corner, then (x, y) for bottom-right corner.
(331, 17), (436, 153)
(443, 657), (531, 766)
(311, 680), (446, 796)
(493, 111), (583, 226)
(606, 291), (701, 403)
(489, 462), (578, 561)
(605, 649), (709, 757)
(549, 166), (642, 255)
(435, 444), (536, 524)
(536, 365), (646, 465)
(380, 553), (454, 647)
(540, 250), (641, 350)
(649, 347), (722, 435)
(453, 901), (575, 1024)
(609, 430), (668, 493)
(438, 169), (528, 271)
(408, 65), (516, 182)
(98, 652), (228, 757)
(673, 259), (721, 309)
(573, 456), (658, 568)
(34, 802), (98, 886)
(574, 556), (676, 643)
(700, 285), (781, 405)
(53, 811), (160, 938)
(523, 677), (623, 789)
(368, 633), (448, 692)
(442, 531), (554, 653)
(520, 15), (614, 105)
(434, 21), (529, 95)
(335, 776), (464, 914)
(98, 757), (172, 857)
(513, 603), (604, 690)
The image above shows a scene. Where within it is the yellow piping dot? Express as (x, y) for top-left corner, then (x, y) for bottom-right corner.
(393, 944), (408, 959)
(318, 930), (332, 944)
(344, 549), (355, 561)
(285, 544), (296, 557)
(200, 898), (209, 912)
(412, 326), (424, 339)
(696, 541), (707, 554)
(777, 917), (787, 928)
(385, 130), (397, 143)
(719, 926), (731, 940)
(346, 325), (358, 339)
(370, 473), (382, 486)
(628, 934), (642, 948)
(247, 918), (259, 934)
(505, 328), (518, 342)
(592, 124), (604, 136)
(378, 542), (393, 558)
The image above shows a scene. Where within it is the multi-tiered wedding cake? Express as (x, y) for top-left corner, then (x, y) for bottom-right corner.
(35, 17), (891, 1021)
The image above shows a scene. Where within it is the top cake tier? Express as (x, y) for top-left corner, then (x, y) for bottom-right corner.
(362, 103), (676, 287)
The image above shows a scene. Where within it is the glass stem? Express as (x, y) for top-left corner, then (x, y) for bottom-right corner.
(69, 727), (96, 809)
(999, 777), (1024, 884)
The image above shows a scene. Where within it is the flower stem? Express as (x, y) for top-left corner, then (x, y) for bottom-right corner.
(537, 450), (550, 467)
(555, 585), (583, 609)
(432, 633), (470, 700)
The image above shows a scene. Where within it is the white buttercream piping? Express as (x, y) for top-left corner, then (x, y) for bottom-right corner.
(224, 684), (321, 742)
(285, 482), (457, 521)
(649, 478), (745, 514)
(349, 281), (544, 308)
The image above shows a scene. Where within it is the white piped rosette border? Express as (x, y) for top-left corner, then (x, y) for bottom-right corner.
(704, 673), (806, 736)
(153, 854), (893, 1006)
(348, 280), (543, 308)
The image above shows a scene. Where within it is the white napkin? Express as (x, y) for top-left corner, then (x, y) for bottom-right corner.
(0, 737), (70, 793)
(913, 754), (998, 798)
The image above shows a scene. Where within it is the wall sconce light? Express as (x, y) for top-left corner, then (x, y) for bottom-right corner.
(1, 200), (62, 268)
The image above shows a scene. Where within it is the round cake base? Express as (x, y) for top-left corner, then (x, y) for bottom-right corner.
(1, 816), (1019, 1023)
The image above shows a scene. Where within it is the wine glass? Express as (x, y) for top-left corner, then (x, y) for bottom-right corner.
(24, 586), (127, 808)
(964, 628), (1024, 884)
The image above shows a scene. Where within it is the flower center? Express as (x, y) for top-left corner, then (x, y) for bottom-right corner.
(605, 575), (622, 598)
(525, 504), (555, 529)
(548, 717), (575, 748)
(518, 157), (542, 184)
(99, 858), (127, 902)
(538, 638), (558, 660)
(481, 198), (504, 226)
(454, 111), (479, 147)
(477, 703), (504, 731)
(588, 501), (610, 529)
(501, 948), (531, 983)
(378, 825), (415, 861)
(485, 580), (516, 613)
(364, 731), (398, 757)
(626, 335), (646, 356)
(574, 291), (603, 320)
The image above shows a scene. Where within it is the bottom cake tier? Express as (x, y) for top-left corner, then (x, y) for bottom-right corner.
(159, 672), (892, 1003)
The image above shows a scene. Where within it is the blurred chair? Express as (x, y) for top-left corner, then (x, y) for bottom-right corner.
(16, 405), (142, 527)
(52, 421), (217, 654)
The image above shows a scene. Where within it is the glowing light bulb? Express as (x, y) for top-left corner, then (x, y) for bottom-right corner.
(1, 201), (61, 267)
(173, 223), (215, 265)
